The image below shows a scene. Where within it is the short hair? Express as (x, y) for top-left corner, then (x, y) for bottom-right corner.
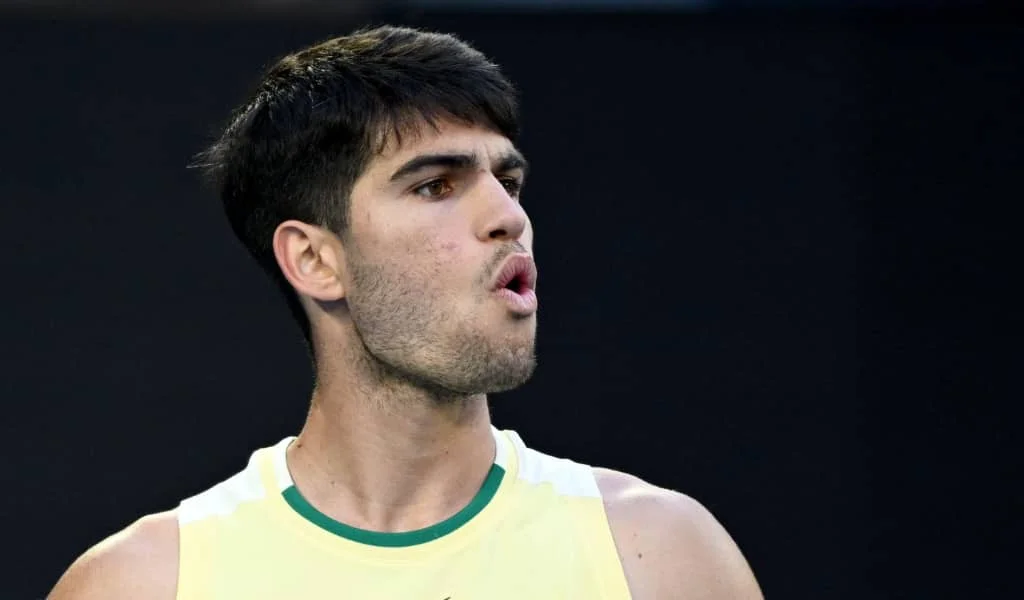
(194, 25), (520, 357)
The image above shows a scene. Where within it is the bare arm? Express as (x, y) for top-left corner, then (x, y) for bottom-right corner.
(47, 510), (179, 600)
(596, 468), (763, 600)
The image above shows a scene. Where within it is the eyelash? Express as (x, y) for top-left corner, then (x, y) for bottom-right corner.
(413, 178), (454, 198)
(500, 177), (523, 197)
(412, 176), (524, 199)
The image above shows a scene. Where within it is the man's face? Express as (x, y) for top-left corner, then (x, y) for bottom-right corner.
(340, 119), (537, 395)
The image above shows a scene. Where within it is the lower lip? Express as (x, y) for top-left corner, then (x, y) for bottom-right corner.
(494, 287), (538, 315)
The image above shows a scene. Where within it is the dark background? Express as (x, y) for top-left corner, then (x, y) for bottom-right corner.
(2, 4), (1020, 599)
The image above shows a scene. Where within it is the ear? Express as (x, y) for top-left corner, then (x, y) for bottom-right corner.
(272, 220), (346, 302)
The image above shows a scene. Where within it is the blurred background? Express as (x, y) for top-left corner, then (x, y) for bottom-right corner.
(2, 0), (1020, 598)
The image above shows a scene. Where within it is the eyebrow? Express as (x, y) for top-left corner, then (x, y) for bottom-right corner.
(388, 150), (529, 183)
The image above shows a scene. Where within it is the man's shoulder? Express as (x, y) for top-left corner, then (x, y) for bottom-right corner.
(47, 510), (179, 600)
(592, 467), (722, 558)
(592, 467), (764, 600)
(594, 467), (721, 530)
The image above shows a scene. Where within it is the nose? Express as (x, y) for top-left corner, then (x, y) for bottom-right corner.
(474, 173), (528, 243)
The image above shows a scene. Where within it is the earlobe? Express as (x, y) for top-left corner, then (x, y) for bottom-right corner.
(272, 220), (346, 302)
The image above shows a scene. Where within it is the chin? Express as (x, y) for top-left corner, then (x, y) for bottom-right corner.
(491, 352), (537, 390)
(444, 347), (537, 396)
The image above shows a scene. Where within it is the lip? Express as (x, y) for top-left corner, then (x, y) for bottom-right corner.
(491, 254), (539, 315)
(491, 254), (538, 292)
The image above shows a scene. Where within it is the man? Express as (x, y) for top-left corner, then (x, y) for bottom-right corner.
(49, 25), (763, 599)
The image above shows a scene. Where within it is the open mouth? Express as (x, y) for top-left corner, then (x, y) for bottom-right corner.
(492, 254), (539, 315)
(493, 254), (537, 295)
(502, 272), (527, 294)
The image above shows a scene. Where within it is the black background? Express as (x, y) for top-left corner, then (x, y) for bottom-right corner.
(2, 7), (1021, 599)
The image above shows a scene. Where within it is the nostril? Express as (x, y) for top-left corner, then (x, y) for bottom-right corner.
(489, 228), (508, 239)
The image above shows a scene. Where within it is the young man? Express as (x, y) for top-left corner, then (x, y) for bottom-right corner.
(49, 26), (763, 599)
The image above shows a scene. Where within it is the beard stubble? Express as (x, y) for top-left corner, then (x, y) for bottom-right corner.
(344, 245), (536, 397)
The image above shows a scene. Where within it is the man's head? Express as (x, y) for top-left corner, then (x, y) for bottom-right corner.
(198, 26), (537, 395)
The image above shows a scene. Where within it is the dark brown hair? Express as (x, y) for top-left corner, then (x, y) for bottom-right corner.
(195, 25), (520, 353)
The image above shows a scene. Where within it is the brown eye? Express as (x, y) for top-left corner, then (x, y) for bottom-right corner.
(413, 178), (453, 199)
(500, 177), (523, 197)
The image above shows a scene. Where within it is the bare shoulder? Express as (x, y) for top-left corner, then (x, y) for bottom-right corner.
(47, 510), (179, 600)
(594, 468), (763, 600)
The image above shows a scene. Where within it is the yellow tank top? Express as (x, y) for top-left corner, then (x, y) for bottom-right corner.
(176, 427), (633, 599)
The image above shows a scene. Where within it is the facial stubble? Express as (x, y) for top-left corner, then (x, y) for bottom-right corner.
(344, 254), (536, 398)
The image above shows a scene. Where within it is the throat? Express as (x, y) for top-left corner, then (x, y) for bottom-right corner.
(285, 398), (498, 536)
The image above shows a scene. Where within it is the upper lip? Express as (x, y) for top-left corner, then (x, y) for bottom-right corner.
(491, 254), (538, 292)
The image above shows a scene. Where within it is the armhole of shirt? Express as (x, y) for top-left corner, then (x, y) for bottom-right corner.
(503, 430), (633, 600)
(175, 446), (276, 600)
(575, 466), (634, 600)
(176, 509), (207, 600)
(587, 472), (635, 600)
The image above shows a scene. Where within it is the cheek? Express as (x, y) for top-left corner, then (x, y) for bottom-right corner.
(438, 239), (461, 254)
(424, 236), (484, 301)
(428, 237), (465, 282)
(401, 232), (462, 285)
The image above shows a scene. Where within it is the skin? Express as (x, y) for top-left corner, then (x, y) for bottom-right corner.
(48, 119), (763, 600)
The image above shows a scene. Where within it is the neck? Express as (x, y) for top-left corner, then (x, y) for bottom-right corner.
(285, 339), (496, 534)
